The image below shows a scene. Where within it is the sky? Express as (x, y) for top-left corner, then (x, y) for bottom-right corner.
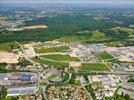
(1, 0), (134, 5)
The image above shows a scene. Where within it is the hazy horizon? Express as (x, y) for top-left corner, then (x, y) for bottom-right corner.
(1, 0), (134, 5)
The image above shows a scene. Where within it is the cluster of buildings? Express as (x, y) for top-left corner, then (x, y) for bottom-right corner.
(47, 85), (88, 100)
(88, 75), (120, 99)
(118, 81), (134, 99)
(69, 43), (107, 63)
(41, 67), (60, 79)
(112, 63), (134, 72)
(0, 19), (24, 30)
(0, 72), (38, 96)
(0, 10), (36, 30)
(0, 7), (64, 31)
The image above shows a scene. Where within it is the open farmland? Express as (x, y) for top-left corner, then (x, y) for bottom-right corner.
(58, 36), (87, 43)
(96, 51), (114, 60)
(58, 31), (107, 43)
(0, 43), (12, 52)
(89, 31), (107, 41)
(0, 42), (20, 52)
(34, 46), (70, 53)
(79, 63), (110, 71)
(32, 57), (69, 67)
(41, 54), (80, 62)
(106, 27), (134, 39)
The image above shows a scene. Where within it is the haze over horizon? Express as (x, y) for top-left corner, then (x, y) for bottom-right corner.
(1, 0), (134, 5)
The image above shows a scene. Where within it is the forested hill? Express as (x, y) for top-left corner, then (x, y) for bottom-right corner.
(0, 12), (134, 45)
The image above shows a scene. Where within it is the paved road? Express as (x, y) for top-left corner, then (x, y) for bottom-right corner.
(40, 86), (48, 100)
(37, 52), (65, 56)
(15, 41), (24, 52)
(15, 41), (40, 65)
(102, 60), (112, 71)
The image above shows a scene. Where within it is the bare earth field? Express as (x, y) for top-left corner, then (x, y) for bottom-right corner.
(0, 52), (19, 63)
(10, 25), (48, 31)
(23, 25), (48, 29)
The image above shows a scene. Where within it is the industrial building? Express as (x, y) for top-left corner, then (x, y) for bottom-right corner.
(0, 72), (38, 96)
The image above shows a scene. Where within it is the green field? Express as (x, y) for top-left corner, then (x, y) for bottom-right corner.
(34, 46), (70, 53)
(41, 54), (80, 61)
(32, 58), (69, 67)
(77, 30), (90, 34)
(90, 31), (107, 41)
(108, 27), (134, 39)
(3, 97), (18, 100)
(0, 42), (20, 52)
(0, 43), (12, 52)
(79, 63), (110, 71)
(111, 27), (134, 37)
(58, 31), (107, 43)
(58, 36), (87, 43)
(96, 52), (114, 60)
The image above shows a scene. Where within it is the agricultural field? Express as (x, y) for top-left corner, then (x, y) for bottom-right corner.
(96, 51), (114, 60)
(79, 63), (110, 71)
(0, 42), (20, 52)
(34, 46), (70, 53)
(41, 54), (80, 62)
(58, 31), (107, 43)
(32, 57), (69, 67)
(0, 43), (13, 52)
(108, 27), (134, 39)
(90, 31), (107, 41)
(58, 36), (87, 43)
